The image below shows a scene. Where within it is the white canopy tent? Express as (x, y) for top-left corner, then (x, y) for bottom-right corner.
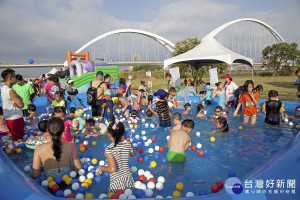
(163, 36), (253, 70)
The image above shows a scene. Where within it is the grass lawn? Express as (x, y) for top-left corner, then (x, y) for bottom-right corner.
(128, 76), (299, 101)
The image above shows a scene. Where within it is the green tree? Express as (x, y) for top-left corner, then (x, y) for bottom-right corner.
(262, 42), (300, 75)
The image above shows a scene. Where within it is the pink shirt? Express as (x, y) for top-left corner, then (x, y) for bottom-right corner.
(62, 120), (73, 143)
(44, 82), (61, 101)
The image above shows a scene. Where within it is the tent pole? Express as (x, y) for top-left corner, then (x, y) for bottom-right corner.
(164, 69), (166, 90)
(251, 66), (254, 79)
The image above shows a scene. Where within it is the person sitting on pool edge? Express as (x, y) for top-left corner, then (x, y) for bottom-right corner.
(167, 119), (194, 163)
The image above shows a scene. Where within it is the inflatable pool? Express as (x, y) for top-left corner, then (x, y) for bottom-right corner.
(0, 97), (299, 200)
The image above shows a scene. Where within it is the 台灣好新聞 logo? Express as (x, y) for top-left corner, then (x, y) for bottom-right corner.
(225, 177), (243, 194)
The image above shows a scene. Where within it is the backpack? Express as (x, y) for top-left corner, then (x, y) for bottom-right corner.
(87, 82), (103, 105)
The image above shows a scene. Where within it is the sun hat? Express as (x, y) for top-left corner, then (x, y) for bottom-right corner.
(221, 74), (231, 78)
(154, 89), (166, 99)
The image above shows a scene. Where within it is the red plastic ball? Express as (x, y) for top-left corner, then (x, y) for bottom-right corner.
(51, 184), (60, 193)
(148, 178), (156, 183)
(226, 110), (230, 114)
(111, 193), (119, 199)
(216, 181), (224, 189)
(116, 189), (124, 195)
(12, 146), (18, 152)
(191, 145), (196, 151)
(67, 194), (75, 198)
(211, 184), (219, 193)
(198, 150), (204, 156)
(210, 119), (214, 123)
(84, 145), (88, 150)
(138, 175), (146, 182)
(159, 147), (164, 152)
(79, 144), (85, 148)
(33, 132), (38, 136)
(138, 148), (143, 153)
(151, 137), (156, 142)
(137, 156), (143, 162)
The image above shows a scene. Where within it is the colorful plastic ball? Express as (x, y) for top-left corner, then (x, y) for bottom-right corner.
(228, 171), (236, 177)
(79, 175), (86, 183)
(75, 193), (84, 199)
(54, 176), (62, 184)
(107, 192), (114, 199)
(56, 190), (64, 197)
(293, 130), (299, 135)
(71, 179), (78, 185)
(48, 181), (56, 189)
(138, 148), (143, 153)
(138, 175), (146, 182)
(173, 191), (181, 198)
(186, 192), (194, 197)
(91, 158), (98, 165)
(210, 119), (214, 123)
(119, 194), (127, 199)
(156, 182), (164, 190)
(150, 161), (157, 168)
(204, 149), (208, 154)
(92, 141), (97, 146)
(104, 172), (110, 178)
(130, 166), (137, 173)
(148, 148), (154, 154)
(51, 184), (60, 193)
(63, 189), (72, 197)
(145, 189), (153, 197)
(79, 147), (85, 152)
(191, 145), (196, 151)
(144, 155), (149, 161)
(159, 146), (164, 152)
(151, 137), (156, 142)
(199, 190), (207, 196)
(16, 148), (22, 154)
(65, 177), (72, 185)
(211, 184), (219, 193)
(135, 189), (145, 198)
(162, 157), (167, 163)
(24, 165), (31, 172)
(147, 181), (155, 189)
(5, 149), (12, 154)
(85, 193), (94, 199)
(296, 125), (300, 129)
(198, 150), (204, 156)
(72, 183), (80, 190)
(103, 143), (108, 148)
(137, 156), (143, 162)
(196, 132), (201, 137)
(78, 169), (85, 176)
(41, 180), (49, 187)
(238, 126), (243, 130)
(176, 182), (184, 191)
(70, 171), (77, 178)
(94, 175), (102, 183)
(67, 194), (75, 198)
(157, 176), (165, 183)
(216, 181), (224, 189)
(78, 186), (87, 194)
(210, 137), (216, 142)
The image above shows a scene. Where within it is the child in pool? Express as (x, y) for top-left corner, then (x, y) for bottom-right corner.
(201, 83), (213, 105)
(95, 120), (136, 193)
(38, 120), (51, 142)
(83, 118), (107, 138)
(0, 106), (10, 135)
(46, 91), (65, 110)
(203, 117), (229, 136)
(261, 90), (285, 128)
(212, 82), (226, 109)
(171, 112), (182, 131)
(167, 119), (194, 163)
(182, 103), (191, 115)
(148, 95), (153, 106)
(67, 107), (76, 119)
(52, 106), (76, 143)
(145, 109), (153, 118)
(24, 104), (39, 129)
(128, 109), (139, 122)
(233, 80), (259, 125)
(213, 106), (228, 120)
(168, 87), (179, 108)
(196, 104), (206, 118)
(72, 109), (85, 134)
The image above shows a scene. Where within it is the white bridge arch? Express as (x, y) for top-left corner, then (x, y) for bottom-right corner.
(75, 29), (175, 54)
(203, 18), (285, 42)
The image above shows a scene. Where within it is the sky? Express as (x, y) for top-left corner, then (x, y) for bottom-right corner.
(0, 0), (299, 67)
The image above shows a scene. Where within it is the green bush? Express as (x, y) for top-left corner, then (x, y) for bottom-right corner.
(259, 72), (273, 77)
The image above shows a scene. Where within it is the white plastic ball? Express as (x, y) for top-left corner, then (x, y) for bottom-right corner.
(99, 160), (105, 166)
(138, 169), (145, 175)
(145, 189), (153, 197)
(128, 195), (136, 199)
(41, 180), (49, 187)
(71, 183), (80, 190)
(146, 174), (154, 180)
(157, 176), (165, 183)
(83, 141), (88, 145)
(156, 182), (164, 190)
(119, 194), (127, 199)
(135, 135), (140, 139)
(75, 139), (80, 143)
(124, 189), (132, 196)
(99, 194), (107, 199)
(142, 119), (145, 123)
(135, 181), (142, 189)
(166, 136), (170, 140)
(80, 158), (85, 164)
(63, 189), (72, 197)
(87, 172), (94, 179)
(85, 158), (91, 162)
(130, 166), (137, 173)
(167, 196), (173, 198)
(197, 143), (202, 149)
(75, 193), (84, 199)
(142, 136), (147, 141)
(284, 118), (289, 123)
(145, 123), (149, 127)
(147, 182), (155, 189)
(133, 119), (138, 124)
(147, 139), (152, 144)
(156, 195), (164, 199)
(129, 124), (133, 129)
(204, 110), (207, 115)
(289, 122), (293, 126)
(196, 132), (201, 137)
(78, 175), (86, 183)
(144, 142), (149, 147)
(144, 171), (151, 177)
(186, 192), (194, 197)
(24, 166), (31, 172)
(88, 166), (94, 172)
(141, 130), (146, 135)
(139, 183), (146, 190)
(148, 148), (154, 154)
(131, 129), (135, 133)
(8, 144), (13, 149)
(70, 171), (77, 178)
(155, 146), (160, 151)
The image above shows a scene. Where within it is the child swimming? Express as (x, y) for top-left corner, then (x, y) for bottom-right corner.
(213, 106), (228, 120)
(203, 117), (229, 135)
(183, 103), (191, 115)
(196, 104), (206, 118)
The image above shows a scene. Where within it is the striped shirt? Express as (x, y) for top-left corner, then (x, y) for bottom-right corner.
(154, 100), (171, 122)
(105, 141), (134, 192)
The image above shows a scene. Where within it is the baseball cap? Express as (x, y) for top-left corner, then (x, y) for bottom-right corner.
(96, 71), (103, 76)
(104, 89), (112, 96)
(154, 89), (166, 99)
(221, 74), (231, 78)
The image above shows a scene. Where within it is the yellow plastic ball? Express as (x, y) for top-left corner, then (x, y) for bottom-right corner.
(5, 149), (12, 155)
(134, 124), (138, 129)
(85, 178), (92, 186)
(92, 141), (97, 146)
(17, 139), (22, 142)
(48, 181), (56, 188)
(176, 182), (184, 191)
(80, 147), (85, 152)
(215, 115), (219, 119)
(194, 101), (196, 103)
(107, 192), (114, 199)
(210, 137), (216, 142)
(16, 148), (22, 154)
(85, 193), (94, 199)
(65, 177), (72, 185)
(238, 126), (243, 130)
(47, 177), (54, 182)
(296, 125), (300, 130)
(62, 175), (69, 182)
(150, 161), (157, 168)
(237, 114), (240, 118)
(81, 182), (89, 189)
(91, 158), (98, 165)
(173, 191), (181, 198)
(4, 142), (9, 146)
(9, 141), (13, 144)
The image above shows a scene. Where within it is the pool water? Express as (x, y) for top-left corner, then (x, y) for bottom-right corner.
(6, 102), (297, 198)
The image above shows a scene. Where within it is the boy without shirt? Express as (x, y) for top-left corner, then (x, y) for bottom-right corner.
(167, 119), (194, 163)
(171, 112), (182, 131)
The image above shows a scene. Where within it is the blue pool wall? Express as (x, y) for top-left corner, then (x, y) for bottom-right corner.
(0, 96), (299, 200)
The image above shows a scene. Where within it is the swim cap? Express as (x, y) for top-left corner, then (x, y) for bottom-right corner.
(104, 89), (112, 96)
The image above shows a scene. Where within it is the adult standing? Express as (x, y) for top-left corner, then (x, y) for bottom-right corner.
(43, 76), (61, 103)
(222, 74), (238, 106)
(12, 74), (35, 116)
(66, 79), (83, 109)
(104, 74), (115, 89)
(90, 71), (107, 119)
(1, 69), (24, 140)
(295, 69), (300, 98)
(138, 81), (149, 95)
(166, 73), (175, 90)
